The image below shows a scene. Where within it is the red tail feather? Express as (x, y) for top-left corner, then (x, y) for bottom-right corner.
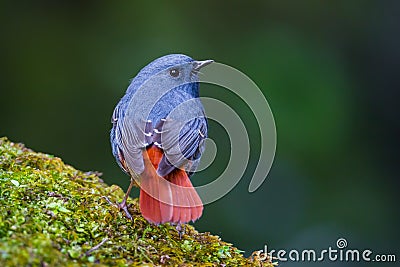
(139, 146), (203, 224)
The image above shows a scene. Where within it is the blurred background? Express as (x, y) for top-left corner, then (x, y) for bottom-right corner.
(0, 1), (398, 266)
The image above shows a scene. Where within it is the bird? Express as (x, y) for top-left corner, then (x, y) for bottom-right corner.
(110, 54), (213, 225)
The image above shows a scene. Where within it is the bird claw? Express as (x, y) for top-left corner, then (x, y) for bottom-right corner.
(101, 196), (133, 221)
(118, 202), (133, 220)
(176, 223), (186, 239)
(101, 196), (116, 206)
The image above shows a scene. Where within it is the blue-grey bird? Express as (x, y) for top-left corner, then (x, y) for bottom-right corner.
(110, 54), (213, 224)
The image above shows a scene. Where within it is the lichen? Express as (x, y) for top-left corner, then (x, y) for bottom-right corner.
(0, 137), (274, 266)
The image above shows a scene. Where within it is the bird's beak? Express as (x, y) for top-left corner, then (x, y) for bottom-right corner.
(193, 60), (214, 71)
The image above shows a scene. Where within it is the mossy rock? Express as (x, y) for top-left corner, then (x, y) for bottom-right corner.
(0, 137), (274, 266)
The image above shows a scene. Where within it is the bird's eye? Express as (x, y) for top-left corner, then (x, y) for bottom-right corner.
(169, 68), (180, 77)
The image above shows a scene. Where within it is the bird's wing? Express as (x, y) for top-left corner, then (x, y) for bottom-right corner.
(155, 116), (207, 177)
(110, 102), (148, 175)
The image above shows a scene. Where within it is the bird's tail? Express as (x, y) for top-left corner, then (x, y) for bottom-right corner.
(139, 146), (203, 224)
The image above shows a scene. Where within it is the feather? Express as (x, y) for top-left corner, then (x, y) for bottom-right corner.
(139, 146), (203, 224)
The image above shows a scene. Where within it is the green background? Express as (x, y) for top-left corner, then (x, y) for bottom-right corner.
(1, 1), (398, 266)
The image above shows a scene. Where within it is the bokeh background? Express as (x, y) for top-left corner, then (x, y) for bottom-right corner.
(1, 1), (398, 266)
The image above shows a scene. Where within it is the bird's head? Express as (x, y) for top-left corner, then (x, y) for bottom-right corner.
(128, 54), (213, 97)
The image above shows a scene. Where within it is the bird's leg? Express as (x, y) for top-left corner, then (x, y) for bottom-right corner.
(118, 176), (136, 220)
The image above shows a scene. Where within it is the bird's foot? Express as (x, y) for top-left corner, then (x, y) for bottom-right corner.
(175, 223), (186, 239)
(118, 201), (133, 220)
(101, 196), (133, 220)
(101, 196), (116, 206)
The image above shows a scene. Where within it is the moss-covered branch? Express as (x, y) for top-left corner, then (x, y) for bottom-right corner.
(0, 137), (274, 266)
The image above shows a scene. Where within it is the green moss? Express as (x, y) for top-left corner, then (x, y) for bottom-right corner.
(0, 137), (274, 266)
